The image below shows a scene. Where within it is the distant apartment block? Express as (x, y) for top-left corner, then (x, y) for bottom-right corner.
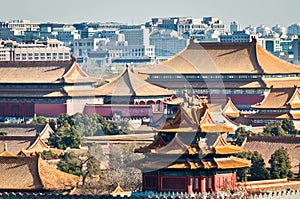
(258, 37), (282, 53)
(146, 16), (225, 36)
(120, 27), (150, 46)
(292, 38), (300, 63)
(0, 39), (71, 61)
(220, 31), (252, 42)
(72, 33), (155, 65)
(0, 20), (39, 36)
(0, 47), (11, 61)
(230, 21), (241, 33)
(73, 22), (122, 38)
(288, 23), (300, 36)
(39, 23), (80, 44)
(150, 30), (188, 58)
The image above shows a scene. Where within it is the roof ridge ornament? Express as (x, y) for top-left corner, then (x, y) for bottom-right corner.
(251, 36), (257, 44)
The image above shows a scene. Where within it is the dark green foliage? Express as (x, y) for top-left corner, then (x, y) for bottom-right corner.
(57, 113), (75, 128)
(234, 127), (251, 146)
(235, 152), (251, 182)
(249, 151), (269, 181)
(269, 146), (293, 179)
(56, 113), (127, 137)
(57, 148), (102, 185)
(58, 152), (82, 176)
(281, 119), (297, 134)
(236, 151), (269, 182)
(262, 122), (287, 136)
(0, 132), (7, 136)
(31, 116), (47, 125)
(261, 120), (297, 136)
(41, 150), (59, 160)
(48, 119), (57, 131)
(48, 124), (82, 149)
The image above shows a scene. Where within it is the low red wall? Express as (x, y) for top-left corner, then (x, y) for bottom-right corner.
(34, 104), (67, 117)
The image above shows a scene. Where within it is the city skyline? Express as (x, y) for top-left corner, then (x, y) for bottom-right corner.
(2, 0), (300, 28)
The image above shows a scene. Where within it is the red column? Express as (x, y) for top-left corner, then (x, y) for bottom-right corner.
(21, 103), (25, 117)
(213, 175), (218, 193)
(157, 176), (162, 192)
(232, 173), (236, 189)
(200, 176), (205, 193)
(5, 103), (9, 116)
(187, 176), (192, 194)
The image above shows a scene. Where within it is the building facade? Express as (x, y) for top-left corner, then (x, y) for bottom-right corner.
(0, 60), (99, 118)
(0, 39), (71, 61)
(133, 98), (250, 193)
(139, 38), (300, 110)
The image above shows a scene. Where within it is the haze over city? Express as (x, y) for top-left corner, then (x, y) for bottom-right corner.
(2, 0), (300, 27)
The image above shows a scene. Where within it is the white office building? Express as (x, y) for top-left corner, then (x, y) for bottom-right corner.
(0, 39), (71, 61)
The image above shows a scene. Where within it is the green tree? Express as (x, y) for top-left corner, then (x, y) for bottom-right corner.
(48, 119), (57, 131)
(235, 151), (251, 182)
(57, 113), (75, 128)
(262, 122), (287, 136)
(57, 149), (102, 185)
(0, 132), (7, 136)
(249, 151), (269, 180)
(58, 152), (82, 176)
(281, 119), (297, 134)
(31, 116), (47, 125)
(48, 124), (82, 149)
(67, 113), (126, 136)
(235, 127), (251, 146)
(269, 147), (293, 179)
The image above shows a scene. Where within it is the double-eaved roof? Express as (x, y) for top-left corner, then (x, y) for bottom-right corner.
(95, 65), (174, 97)
(0, 61), (98, 84)
(0, 61), (100, 99)
(139, 39), (300, 75)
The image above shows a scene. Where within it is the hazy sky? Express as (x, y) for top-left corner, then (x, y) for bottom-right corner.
(2, 0), (300, 28)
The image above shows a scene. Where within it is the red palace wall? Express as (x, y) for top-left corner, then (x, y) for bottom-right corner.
(143, 173), (236, 194)
(228, 94), (264, 105)
(34, 104), (67, 117)
(0, 102), (34, 117)
(207, 94), (264, 105)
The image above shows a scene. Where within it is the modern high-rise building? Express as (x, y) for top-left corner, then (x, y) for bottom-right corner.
(229, 21), (241, 33)
(120, 27), (150, 46)
(150, 30), (188, 58)
(292, 38), (300, 63)
(220, 31), (251, 42)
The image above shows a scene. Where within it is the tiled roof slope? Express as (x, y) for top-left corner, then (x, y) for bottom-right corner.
(139, 39), (300, 75)
(0, 61), (98, 84)
(244, 136), (300, 173)
(252, 86), (299, 109)
(0, 155), (79, 191)
(96, 65), (174, 97)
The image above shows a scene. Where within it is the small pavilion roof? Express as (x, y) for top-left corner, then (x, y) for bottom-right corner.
(222, 97), (240, 118)
(95, 65), (174, 97)
(133, 155), (250, 170)
(139, 39), (300, 75)
(157, 100), (233, 133)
